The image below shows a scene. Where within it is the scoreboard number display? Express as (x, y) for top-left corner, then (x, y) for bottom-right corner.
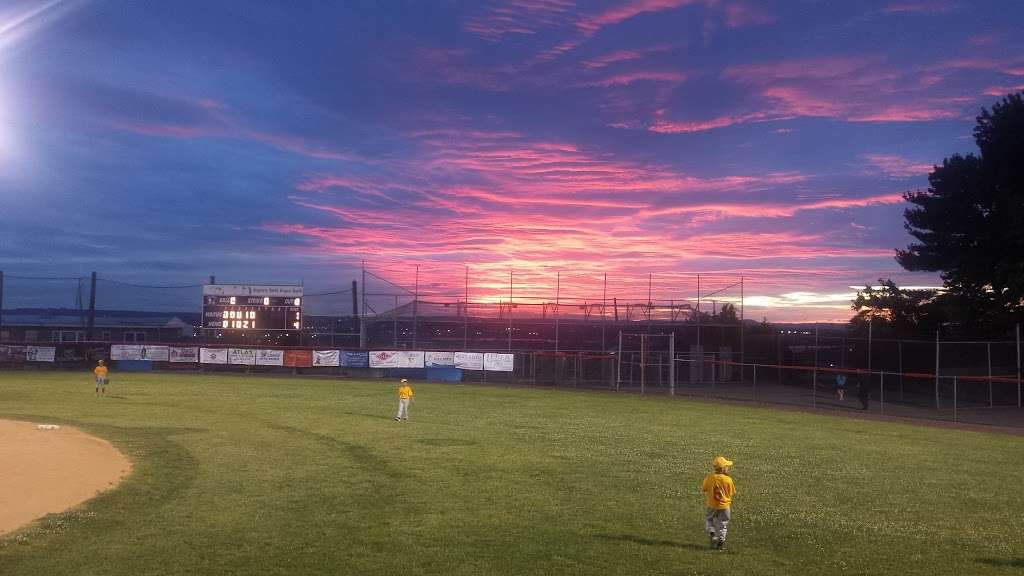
(202, 285), (303, 331)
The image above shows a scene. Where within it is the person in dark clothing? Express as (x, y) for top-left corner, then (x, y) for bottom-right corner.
(856, 377), (870, 410)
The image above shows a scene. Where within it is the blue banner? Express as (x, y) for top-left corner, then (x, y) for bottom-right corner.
(341, 351), (369, 368)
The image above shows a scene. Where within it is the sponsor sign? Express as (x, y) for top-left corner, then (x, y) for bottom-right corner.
(110, 345), (143, 361)
(256, 349), (284, 366)
(169, 346), (199, 363)
(0, 346), (27, 362)
(484, 353), (515, 372)
(368, 350), (399, 368)
(26, 346), (56, 362)
(202, 284), (304, 297)
(341, 351), (369, 368)
(454, 352), (484, 371)
(228, 348), (256, 365)
(425, 351), (455, 367)
(395, 351), (425, 368)
(141, 345), (169, 361)
(283, 349), (313, 368)
(200, 348), (228, 364)
(313, 350), (340, 367)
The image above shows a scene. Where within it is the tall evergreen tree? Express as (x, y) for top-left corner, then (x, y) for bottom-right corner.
(897, 93), (1024, 328)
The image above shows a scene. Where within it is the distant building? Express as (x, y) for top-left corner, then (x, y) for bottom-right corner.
(0, 309), (196, 343)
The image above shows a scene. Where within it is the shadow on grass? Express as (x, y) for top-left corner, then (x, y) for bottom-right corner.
(416, 438), (478, 447)
(977, 558), (1024, 568)
(265, 422), (406, 479)
(595, 533), (707, 551)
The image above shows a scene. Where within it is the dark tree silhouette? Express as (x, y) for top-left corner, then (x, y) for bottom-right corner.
(897, 93), (1024, 328)
(849, 279), (938, 336)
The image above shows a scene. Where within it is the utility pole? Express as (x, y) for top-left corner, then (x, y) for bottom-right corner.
(555, 271), (561, 352)
(464, 266), (469, 351)
(508, 268), (513, 352)
(412, 264), (419, 348)
(86, 271), (97, 341)
(359, 261), (367, 348)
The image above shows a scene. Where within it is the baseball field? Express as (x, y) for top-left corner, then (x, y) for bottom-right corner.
(1, 371), (1021, 575)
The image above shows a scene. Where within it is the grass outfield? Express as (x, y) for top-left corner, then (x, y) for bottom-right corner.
(1, 372), (1022, 575)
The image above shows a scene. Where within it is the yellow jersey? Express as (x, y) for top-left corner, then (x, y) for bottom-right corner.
(398, 385), (413, 399)
(701, 473), (736, 510)
(94, 366), (109, 378)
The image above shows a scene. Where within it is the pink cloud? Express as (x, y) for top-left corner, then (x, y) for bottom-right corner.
(723, 2), (776, 27)
(861, 154), (934, 178)
(982, 84), (1024, 97)
(649, 111), (776, 133)
(581, 43), (675, 70)
(110, 121), (211, 138)
(463, 0), (576, 41)
(880, 1), (955, 14)
(588, 70), (687, 87)
(577, 0), (701, 35)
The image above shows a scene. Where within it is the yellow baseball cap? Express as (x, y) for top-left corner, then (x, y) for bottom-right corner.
(713, 456), (734, 469)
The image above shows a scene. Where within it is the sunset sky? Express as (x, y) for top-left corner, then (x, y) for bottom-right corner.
(2, 0), (1023, 321)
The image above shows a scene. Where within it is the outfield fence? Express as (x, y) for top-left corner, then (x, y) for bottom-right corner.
(2, 339), (1021, 429)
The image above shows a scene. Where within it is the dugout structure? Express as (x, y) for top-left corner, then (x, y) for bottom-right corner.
(617, 332), (675, 395)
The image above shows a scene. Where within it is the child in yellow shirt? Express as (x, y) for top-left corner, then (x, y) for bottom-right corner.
(93, 360), (109, 396)
(394, 379), (413, 422)
(701, 456), (736, 550)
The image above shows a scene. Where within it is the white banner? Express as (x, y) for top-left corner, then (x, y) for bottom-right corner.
(395, 351), (425, 368)
(454, 352), (484, 370)
(256, 349), (284, 366)
(169, 346), (199, 363)
(228, 348), (256, 365)
(140, 345), (169, 362)
(313, 350), (340, 367)
(26, 346), (56, 362)
(110, 345), (143, 361)
(484, 353), (515, 372)
(425, 351), (455, 367)
(200, 348), (228, 364)
(368, 350), (399, 368)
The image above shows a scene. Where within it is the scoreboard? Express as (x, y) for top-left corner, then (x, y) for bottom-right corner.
(202, 285), (303, 331)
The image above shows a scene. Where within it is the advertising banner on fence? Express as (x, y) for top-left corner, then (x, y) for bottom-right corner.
(425, 351), (455, 367)
(110, 345), (143, 361)
(200, 348), (228, 364)
(313, 350), (340, 367)
(454, 352), (484, 371)
(228, 348), (256, 365)
(169, 346), (199, 363)
(141, 345), (169, 362)
(283, 349), (313, 368)
(341, 351), (369, 368)
(395, 351), (425, 368)
(0, 346), (26, 362)
(256, 349), (284, 366)
(484, 353), (515, 372)
(368, 350), (399, 368)
(26, 346), (56, 362)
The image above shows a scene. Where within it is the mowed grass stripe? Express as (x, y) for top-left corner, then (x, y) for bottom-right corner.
(0, 372), (1021, 575)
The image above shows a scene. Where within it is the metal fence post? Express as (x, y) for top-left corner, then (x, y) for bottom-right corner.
(946, 377), (954, 422)
(669, 332), (675, 396)
(753, 364), (757, 401)
(935, 330), (940, 410)
(880, 371), (885, 414)
(616, 331), (622, 392)
(987, 341), (993, 408)
(813, 323), (818, 408)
